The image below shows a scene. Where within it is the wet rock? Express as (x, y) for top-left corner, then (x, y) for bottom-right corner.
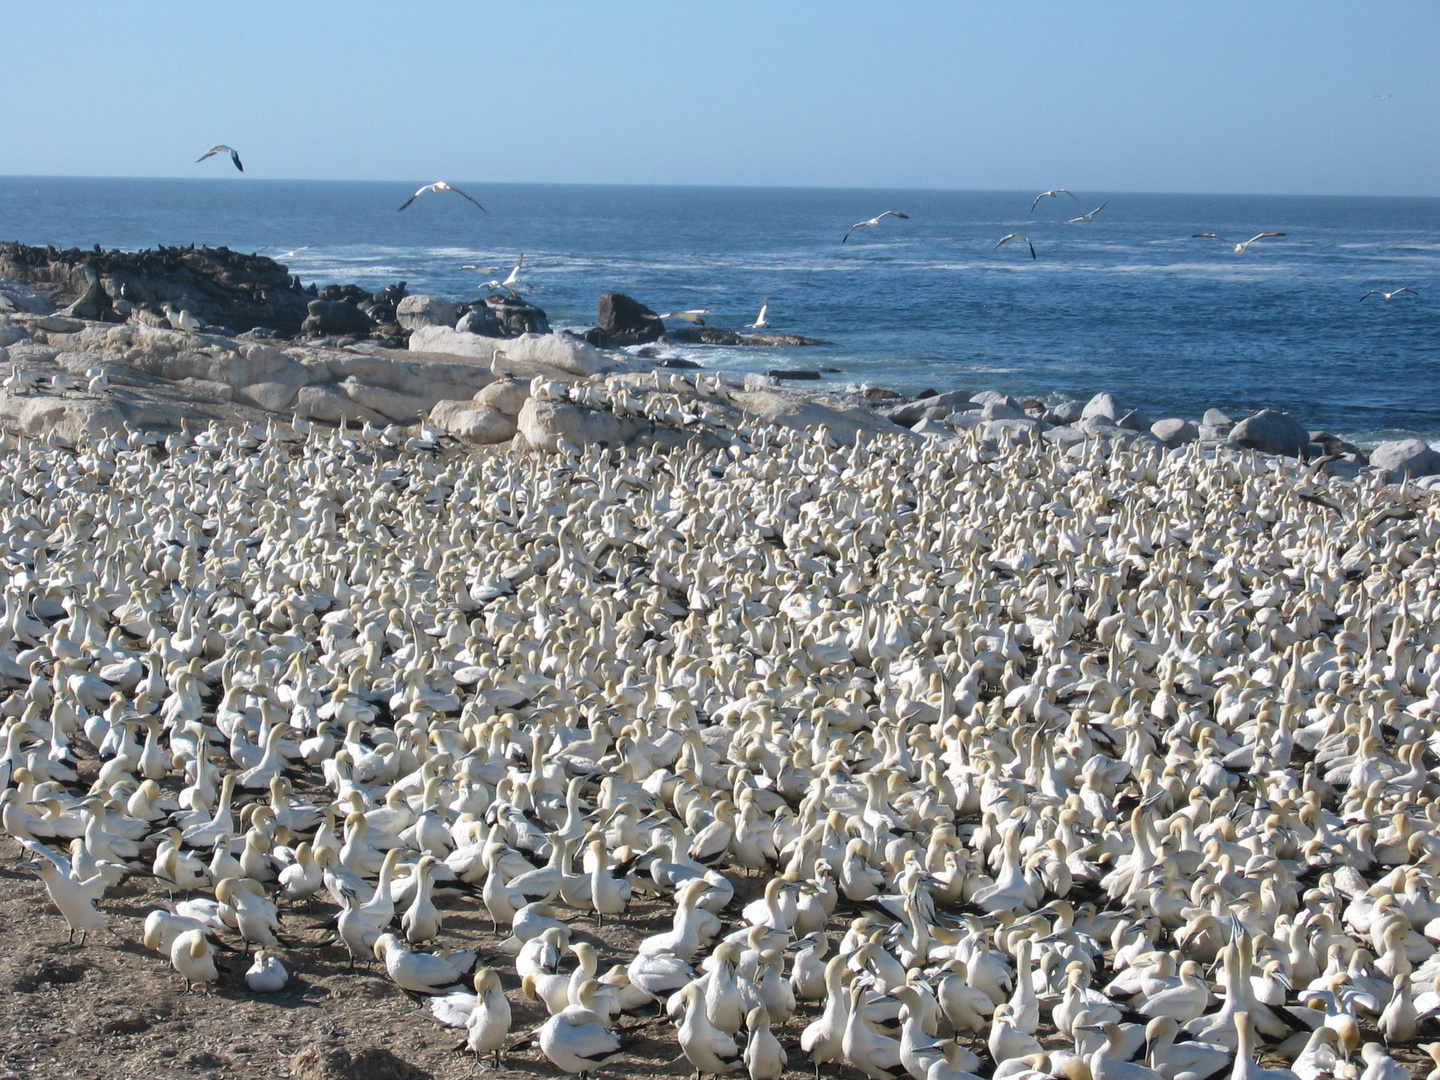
(582, 327), (619, 348)
(359, 282), (407, 324)
(665, 326), (826, 346)
(768, 369), (821, 381)
(1151, 418), (1199, 447)
(395, 295), (457, 331)
(456, 307), (504, 337)
(1369, 438), (1440, 481)
(484, 293), (549, 336)
(1047, 399), (1083, 425)
(1116, 408), (1151, 432)
(596, 292), (664, 346)
(1229, 409), (1311, 456)
(302, 300), (372, 338)
(655, 356), (701, 368)
(1309, 431), (1365, 460)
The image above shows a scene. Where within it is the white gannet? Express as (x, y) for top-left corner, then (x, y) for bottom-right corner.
(196, 145), (243, 172)
(162, 303), (203, 332)
(1063, 201), (1109, 224)
(994, 234), (1037, 260)
(398, 181), (488, 213)
(1192, 232), (1286, 253)
(1360, 288), (1417, 302)
(1031, 189), (1079, 212)
(750, 296), (770, 328)
(843, 211), (910, 243)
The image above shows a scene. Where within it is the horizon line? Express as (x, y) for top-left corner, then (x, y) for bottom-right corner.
(2, 174), (1438, 202)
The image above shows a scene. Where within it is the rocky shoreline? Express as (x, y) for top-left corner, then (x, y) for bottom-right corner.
(0, 242), (1437, 488)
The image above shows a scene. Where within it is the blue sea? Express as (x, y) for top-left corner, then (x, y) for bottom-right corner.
(2, 177), (1437, 446)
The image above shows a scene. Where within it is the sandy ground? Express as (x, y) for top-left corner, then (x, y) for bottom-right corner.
(1, 763), (1433, 1080)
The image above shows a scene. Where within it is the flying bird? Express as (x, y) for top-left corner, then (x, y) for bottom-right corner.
(398, 182), (488, 213)
(649, 309), (712, 325)
(1031, 189), (1079, 212)
(1192, 232), (1286, 253)
(842, 211), (909, 243)
(476, 254), (523, 293)
(196, 146), (243, 172)
(751, 296), (770, 329)
(994, 234), (1036, 260)
(1361, 288), (1417, 302)
(1063, 201), (1109, 224)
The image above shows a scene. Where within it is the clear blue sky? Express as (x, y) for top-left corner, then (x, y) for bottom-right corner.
(5, 1), (1437, 196)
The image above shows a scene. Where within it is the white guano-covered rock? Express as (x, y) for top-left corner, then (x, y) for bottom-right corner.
(429, 400), (517, 443)
(1369, 438), (1440, 481)
(517, 398), (646, 452)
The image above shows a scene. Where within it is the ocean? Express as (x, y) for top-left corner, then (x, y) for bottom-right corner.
(2, 177), (1436, 447)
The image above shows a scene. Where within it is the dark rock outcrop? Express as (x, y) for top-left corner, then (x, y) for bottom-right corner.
(0, 241), (317, 335)
(301, 299), (372, 337)
(596, 293), (663, 346)
(485, 293), (549, 337)
(665, 326), (827, 346)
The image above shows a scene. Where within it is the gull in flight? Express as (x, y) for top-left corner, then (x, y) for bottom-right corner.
(1192, 231), (1285, 253)
(1361, 288), (1417, 302)
(751, 296), (769, 329)
(476, 255), (524, 295)
(196, 145), (243, 172)
(398, 181), (488, 213)
(1063, 201), (1108, 224)
(649, 309), (712, 326)
(842, 211), (909, 243)
(994, 234), (1036, 260)
(1031, 189), (1078, 212)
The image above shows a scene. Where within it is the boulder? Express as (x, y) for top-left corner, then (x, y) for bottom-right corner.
(495, 333), (615, 377)
(456, 307), (504, 337)
(1369, 438), (1440, 481)
(1081, 392), (1120, 424)
(1229, 409), (1310, 456)
(1116, 408), (1151, 432)
(517, 398), (646, 452)
(0, 279), (55, 314)
(474, 378), (531, 417)
(484, 294), (550, 337)
(301, 300), (372, 338)
(430, 400), (517, 443)
(911, 417), (953, 438)
(360, 282), (407, 324)
(294, 384), (385, 425)
(1151, 418), (1199, 447)
(338, 378), (433, 423)
(1202, 408), (1233, 427)
(970, 390), (1020, 410)
(0, 327), (28, 348)
(596, 293), (663, 346)
(884, 390), (970, 426)
(981, 399), (1025, 421)
(395, 295), (457, 331)
(1048, 399), (1083, 424)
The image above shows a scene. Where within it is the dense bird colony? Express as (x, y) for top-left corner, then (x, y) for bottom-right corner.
(2, 415), (1440, 1080)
